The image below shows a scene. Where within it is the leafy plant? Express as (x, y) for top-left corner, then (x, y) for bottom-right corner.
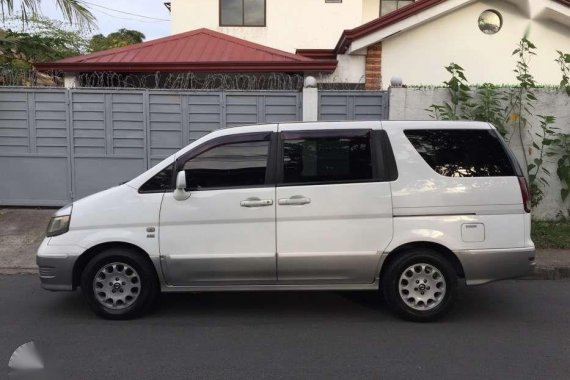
(0, 0), (95, 30)
(0, 16), (88, 67)
(504, 38), (537, 142)
(471, 83), (507, 135)
(549, 133), (570, 202)
(426, 63), (473, 120)
(528, 115), (556, 207)
(556, 50), (570, 96)
(426, 69), (506, 132)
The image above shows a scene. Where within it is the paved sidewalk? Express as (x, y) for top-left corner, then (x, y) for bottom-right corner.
(532, 249), (570, 279)
(0, 208), (53, 273)
(1, 208), (569, 278)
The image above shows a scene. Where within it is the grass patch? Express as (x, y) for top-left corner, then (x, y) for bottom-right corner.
(532, 221), (570, 249)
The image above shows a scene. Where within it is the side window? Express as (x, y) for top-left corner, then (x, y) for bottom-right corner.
(220, 0), (266, 26)
(404, 129), (516, 177)
(282, 133), (373, 185)
(182, 140), (270, 190)
(139, 164), (174, 193)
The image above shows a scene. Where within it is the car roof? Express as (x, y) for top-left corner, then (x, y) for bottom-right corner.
(381, 120), (492, 130)
(201, 120), (493, 141)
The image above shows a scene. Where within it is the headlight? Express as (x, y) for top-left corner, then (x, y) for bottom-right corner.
(46, 215), (70, 237)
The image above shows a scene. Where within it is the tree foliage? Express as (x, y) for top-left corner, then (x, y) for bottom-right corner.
(0, 17), (88, 66)
(0, 0), (95, 30)
(88, 28), (145, 52)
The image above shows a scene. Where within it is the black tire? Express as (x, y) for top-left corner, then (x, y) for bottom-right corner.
(381, 248), (458, 322)
(80, 248), (159, 320)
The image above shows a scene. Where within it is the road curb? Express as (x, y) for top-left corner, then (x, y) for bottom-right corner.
(0, 267), (38, 275)
(524, 266), (570, 280)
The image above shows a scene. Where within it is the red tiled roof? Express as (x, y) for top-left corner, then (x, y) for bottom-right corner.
(36, 28), (337, 73)
(335, 0), (570, 53)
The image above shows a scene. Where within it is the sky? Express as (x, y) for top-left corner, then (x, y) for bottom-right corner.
(26, 0), (171, 40)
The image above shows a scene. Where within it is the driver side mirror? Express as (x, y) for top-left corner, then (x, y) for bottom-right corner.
(173, 171), (190, 201)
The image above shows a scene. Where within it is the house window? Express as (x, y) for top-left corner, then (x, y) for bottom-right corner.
(220, 0), (266, 27)
(380, 0), (414, 16)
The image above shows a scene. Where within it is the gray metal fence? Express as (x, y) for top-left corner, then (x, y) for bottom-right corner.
(0, 88), (302, 206)
(318, 91), (389, 121)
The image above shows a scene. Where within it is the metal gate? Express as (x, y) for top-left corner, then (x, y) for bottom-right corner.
(318, 91), (389, 121)
(0, 88), (302, 206)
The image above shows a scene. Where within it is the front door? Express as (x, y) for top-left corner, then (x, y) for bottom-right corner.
(160, 129), (277, 286)
(276, 124), (394, 284)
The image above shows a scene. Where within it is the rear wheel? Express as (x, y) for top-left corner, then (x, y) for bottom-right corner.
(80, 248), (159, 320)
(382, 248), (458, 322)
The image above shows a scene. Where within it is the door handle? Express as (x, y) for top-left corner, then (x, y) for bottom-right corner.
(278, 196), (311, 206)
(240, 198), (274, 208)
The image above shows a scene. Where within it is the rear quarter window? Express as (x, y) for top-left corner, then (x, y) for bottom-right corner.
(404, 129), (515, 177)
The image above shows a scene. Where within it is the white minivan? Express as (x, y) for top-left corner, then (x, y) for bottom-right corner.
(37, 121), (535, 321)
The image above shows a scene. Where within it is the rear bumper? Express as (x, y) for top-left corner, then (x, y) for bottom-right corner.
(456, 247), (535, 285)
(36, 238), (81, 291)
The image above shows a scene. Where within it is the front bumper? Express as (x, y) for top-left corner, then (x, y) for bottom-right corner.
(36, 238), (81, 291)
(456, 247), (535, 286)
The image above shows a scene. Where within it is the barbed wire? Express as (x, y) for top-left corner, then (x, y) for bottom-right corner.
(316, 74), (366, 91)
(0, 67), (64, 87)
(77, 72), (307, 90)
(0, 67), (370, 91)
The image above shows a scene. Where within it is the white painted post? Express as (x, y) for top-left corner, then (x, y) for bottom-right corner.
(63, 73), (79, 88)
(388, 87), (406, 120)
(302, 76), (318, 122)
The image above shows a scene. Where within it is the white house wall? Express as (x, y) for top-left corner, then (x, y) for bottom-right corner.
(171, 0), (372, 53)
(363, 0), (381, 22)
(380, 1), (570, 86)
(319, 54), (366, 84)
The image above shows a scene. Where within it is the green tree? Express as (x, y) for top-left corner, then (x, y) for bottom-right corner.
(0, 0), (95, 30)
(88, 28), (145, 52)
(0, 17), (88, 67)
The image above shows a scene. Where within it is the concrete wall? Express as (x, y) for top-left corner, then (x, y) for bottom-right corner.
(389, 87), (570, 220)
(319, 54), (366, 84)
(380, 0), (570, 86)
(170, 0), (379, 53)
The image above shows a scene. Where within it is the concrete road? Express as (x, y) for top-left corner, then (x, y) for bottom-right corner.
(1, 276), (570, 380)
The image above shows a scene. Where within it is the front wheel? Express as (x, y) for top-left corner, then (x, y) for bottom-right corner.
(80, 248), (159, 320)
(382, 248), (458, 322)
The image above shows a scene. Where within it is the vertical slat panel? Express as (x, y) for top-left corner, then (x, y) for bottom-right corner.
(0, 91), (29, 154)
(318, 91), (389, 121)
(71, 90), (146, 199)
(181, 94), (190, 147)
(148, 91), (183, 167)
(0, 89), (70, 206)
(27, 92), (36, 153)
(187, 92), (222, 143)
(0, 89), (302, 205)
(225, 93), (258, 127)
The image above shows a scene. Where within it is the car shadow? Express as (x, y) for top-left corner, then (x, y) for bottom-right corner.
(42, 282), (529, 323)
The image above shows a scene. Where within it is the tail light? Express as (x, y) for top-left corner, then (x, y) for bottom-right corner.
(518, 176), (531, 213)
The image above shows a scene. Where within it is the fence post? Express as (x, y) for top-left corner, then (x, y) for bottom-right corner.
(302, 76), (318, 121)
(63, 73), (78, 88)
(388, 87), (406, 120)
